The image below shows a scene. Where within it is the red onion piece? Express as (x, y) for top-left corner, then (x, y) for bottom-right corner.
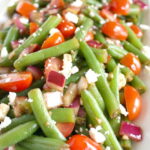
(87, 40), (103, 48)
(78, 107), (86, 117)
(120, 121), (143, 141)
(26, 66), (43, 80)
(0, 67), (12, 74)
(133, 0), (148, 10)
(11, 41), (20, 49)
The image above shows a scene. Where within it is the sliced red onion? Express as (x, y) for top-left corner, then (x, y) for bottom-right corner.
(69, 96), (80, 115)
(133, 0), (148, 10)
(0, 67), (12, 74)
(19, 44), (40, 57)
(87, 40), (103, 48)
(120, 121), (143, 141)
(78, 107), (86, 117)
(11, 41), (20, 49)
(26, 66), (43, 80)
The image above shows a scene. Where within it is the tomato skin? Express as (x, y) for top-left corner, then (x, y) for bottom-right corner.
(29, 22), (39, 35)
(110, 0), (130, 15)
(0, 72), (33, 92)
(130, 25), (143, 38)
(124, 85), (142, 121)
(67, 134), (103, 150)
(50, 0), (65, 9)
(84, 31), (94, 41)
(99, 9), (116, 21)
(57, 20), (76, 38)
(56, 123), (75, 137)
(120, 53), (141, 75)
(101, 21), (128, 40)
(41, 31), (65, 49)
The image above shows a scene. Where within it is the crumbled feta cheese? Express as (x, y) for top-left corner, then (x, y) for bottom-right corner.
(8, 146), (15, 150)
(89, 127), (106, 143)
(8, 92), (16, 106)
(0, 103), (10, 121)
(126, 22), (133, 26)
(28, 98), (33, 103)
(1, 47), (8, 57)
(0, 116), (12, 130)
(118, 73), (126, 90)
(65, 12), (78, 24)
(33, 3), (39, 8)
(90, 11), (95, 17)
(85, 69), (100, 84)
(105, 146), (111, 150)
(71, 0), (83, 7)
(39, 28), (42, 32)
(122, 135), (129, 140)
(32, 33), (37, 37)
(119, 104), (128, 116)
(142, 46), (150, 59)
(43, 92), (63, 110)
(49, 28), (59, 36)
(20, 17), (29, 24)
(71, 66), (79, 74)
(118, 64), (125, 68)
(139, 24), (150, 30)
(96, 125), (102, 131)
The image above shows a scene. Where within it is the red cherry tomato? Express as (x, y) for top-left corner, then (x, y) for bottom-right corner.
(130, 25), (143, 38)
(0, 72), (33, 92)
(41, 30), (65, 49)
(124, 85), (142, 121)
(29, 22), (39, 35)
(67, 134), (103, 150)
(99, 9), (116, 21)
(57, 123), (75, 137)
(120, 53), (141, 75)
(110, 0), (130, 15)
(101, 21), (128, 40)
(57, 20), (76, 38)
(50, 0), (65, 8)
(84, 31), (94, 41)
(44, 57), (63, 78)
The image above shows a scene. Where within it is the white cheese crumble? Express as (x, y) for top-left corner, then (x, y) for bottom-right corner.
(119, 104), (128, 116)
(8, 92), (16, 106)
(89, 127), (106, 144)
(71, 0), (83, 7)
(49, 28), (60, 36)
(126, 22), (133, 26)
(65, 12), (78, 24)
(71, 66), (79, 74)
(20, 17), (29, 25)
(1, 47), (8, 57)
(0, 116), (12, 130)
(43, 92), (63, 110)
(28, 98), (33, 103)
(32, 33), (37, 37)
(105, 146), (111, 150)
(142, 46), (150, 59)
(0, 103), (10, 121)
(85, 69), (100, 84)
(118, 73), (126, 90)
(139, 24), (150, 30)
(33, 3), (39, 8)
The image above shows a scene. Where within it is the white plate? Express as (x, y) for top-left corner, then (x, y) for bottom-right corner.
(0, 0), (150, 149)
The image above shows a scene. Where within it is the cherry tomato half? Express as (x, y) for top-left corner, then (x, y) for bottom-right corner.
(67, 134), (103, 150)
(101, 21), (128, 40)
(41, 30), (64, 49)
(84, 31), (94, 41)
(130, 25), (143, 38)
(120, 53), (141, 75)
(124, 85), (142, 121)
(0, 72), (33, 92)
(50, 0), (65, 8)
(110, 0), (130, 15)
(57, 20), (76, 38)
(99, 9), (116, 21)
(29, 22), (39, 35)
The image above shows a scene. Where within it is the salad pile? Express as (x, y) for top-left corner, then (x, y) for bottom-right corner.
(0, 0), (149, 150)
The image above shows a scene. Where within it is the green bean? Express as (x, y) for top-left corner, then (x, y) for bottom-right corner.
(7, 2), (18, 16)
(95, 31), (107, 44)
(66, 67), (88, 85)
(107, 45), (127, 60)
(88, 84), (105, 111)
(85, 0), (102, 8)
(3, 26), (19, 52)
(128, 4), (140, 16)
(19, 136), (67, 150)
(28, 88), (66, 140)
(123, 41), (150, 64)
(0, 121), (38, 149)
(81, 90), (123, 150)
(1, 79), (45, 104)
(106, 58), (117, 72)
(1, 114), (35, 133)
(75, 18), (93, 41)
(14, 38), (79, 71)
(15, 145), (27, 150)
(80, 41), (120, 118)
(0, 15), (62, 67)
(0, 30), (7, 42)
(50, 108), (75, 123)
(130, 76), (146, 94)
(122, 22), (143, 49)
(120, 138), (132, 150)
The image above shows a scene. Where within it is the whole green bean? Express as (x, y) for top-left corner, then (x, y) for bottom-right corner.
(28, 88), (66, 140)
(80, 41), (120, 118)
(14, 38), (79, 71)
(120, 138), (132, 150)
(3, 26), (19, 52)
(0, 15), (62, 67)
(123, 41), (150, 65)
(95, 31), (107, 44)
(0, 121), (38, 149)
(81, 90), (123, 150)
(130, 75), (146, 94)
(15, 145), (27, 150)
(88, 84), (105, 111)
